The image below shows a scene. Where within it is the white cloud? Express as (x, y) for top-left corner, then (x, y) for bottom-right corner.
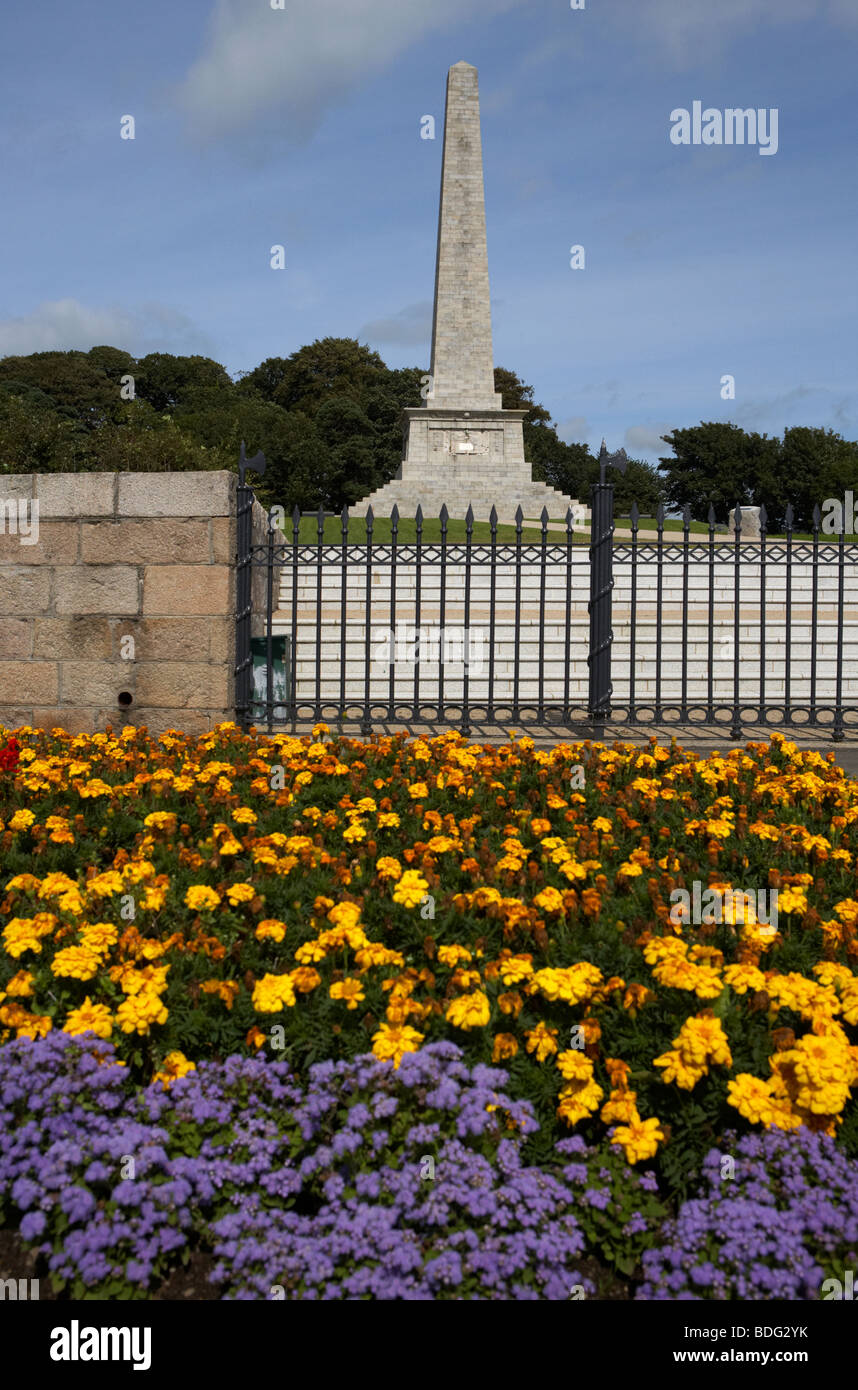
(174, 0), (519, 142)
(604, 0), (856, 65)
(557, 416), (590, 444)
(624, 423), (674, 453)
(0, 299), (215, 359)
(359, 301), (433, 347)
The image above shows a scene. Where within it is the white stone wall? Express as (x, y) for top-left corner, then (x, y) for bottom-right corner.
(273, 551), (858, 709)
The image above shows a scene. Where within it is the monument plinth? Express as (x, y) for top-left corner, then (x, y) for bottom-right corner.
(351, 62), (586, 525)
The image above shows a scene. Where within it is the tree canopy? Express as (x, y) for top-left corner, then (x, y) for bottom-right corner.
(0, 340), (848, 527)
(658, 423), (858, 529)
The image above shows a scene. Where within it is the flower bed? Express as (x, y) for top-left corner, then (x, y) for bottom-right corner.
(0, 1032), (667, 1299)
(1, 721), (857, 1297)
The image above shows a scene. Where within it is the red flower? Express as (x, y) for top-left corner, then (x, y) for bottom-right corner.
(0, 737), (20, 771)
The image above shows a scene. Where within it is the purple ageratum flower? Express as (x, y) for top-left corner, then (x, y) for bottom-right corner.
(637, 1127), (858, 1301)
(584, 1188), (612, 1211)
(20, 1210), (47, 1240)
(1, 1033), (598, 1300)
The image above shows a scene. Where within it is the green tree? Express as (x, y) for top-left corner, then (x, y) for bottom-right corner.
(0, 390), (84, 472)
(0, 351), (121, 430)
(658, 423), (780, 523)
(493, 366), (552, 427)
(135, 354), (232, 412)
(776, 427), (858, 531)
(270, 338), (388, 419)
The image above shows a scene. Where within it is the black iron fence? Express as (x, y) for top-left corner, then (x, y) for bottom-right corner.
(235, 469), (857, 740)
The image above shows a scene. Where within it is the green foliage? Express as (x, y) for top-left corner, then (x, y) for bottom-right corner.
(1, 341), (852, 530)
(658, 422), (858, 529)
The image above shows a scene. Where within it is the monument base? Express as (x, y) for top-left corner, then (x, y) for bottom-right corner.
(349, 407), (588, 525)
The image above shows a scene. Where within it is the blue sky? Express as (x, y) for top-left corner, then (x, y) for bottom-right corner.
(1, 0), (856, 463)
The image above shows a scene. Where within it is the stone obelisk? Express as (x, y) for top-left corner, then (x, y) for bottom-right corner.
(351, 61), (582, 524)
(428, 61), (502, 412)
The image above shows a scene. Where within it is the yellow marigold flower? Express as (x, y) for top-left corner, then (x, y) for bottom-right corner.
(4, 969), (34, 998)
(256, 918), (287, 943)
(407, 782), (429, 800)
(64, 997), (113, 1040)
(343, 822), (367, 843)
(531, 963), (603, 1005)
(524, 1021), (560, 1063)
(643, 937), (688, 965)
(251, 845), (279, 868)
(426, 835), (456, 854)
(749, 820), (781, 842)
(498, 990), (523, 1017)
(225, 882), (256, 906)
(185, 884), (220, 912)
(839, 981), (858, 1027)
(319, 922), (368, 951)
(116, 991), (168, 1035)
(327, 901), (363, 929)
(437, 944), (472, 967)
(375, 856), (402, 882)
(601, 1089), (639, 1125)
(392, 870), (429, 909)
(290, 966), (322, 993)
(2, 921), (42, 959)
(471, 886), (502, 910)
(556, 1076), (604, 1127)
(813, 962), (854, 989)
(232, 807), (258, 825)
(558, 860), (588, 884)
(618, 861), (644, 878)
(592, 817), (612, 833)
(446, 990), (491, 1031)
(612, 1115), (665, 1164)
(771, 1032), (857, 1118)
(654, 958), (724, 1001)
(200, 979), (240, 1010)
(555, 1049), (592, 1081)
(492, 1033), (519, 1062)
(11, 1011), (53, 1041)
(294, 939), (328, 964)
(724, 962), (767, 994)
(50, 945), (101, 982)
(76, 778), (114, 799)
(499, 955), (534, 986)
(57, 888), (86, 917)
(143, 812), (178, 834)
(777, 886), (808, 916)
(252, 972), (297, 1012)
(330, 978), (366, 1010)
(622, 982), (655, 1015)
(377, 812), (401, 829)
(151, 1051), (196, 1089)
(675, 1015), (732, 1069)
(451, 967), (482, 990)
(246, 1025), (267, 1050)
(8, 809), (35, 832)
(354, 943), (404, 971)
(727, 1074), (789, 1127)
(79, 922), (118, 954)
(38, 872), (78, 899)
(5, 873), (41, 892)
(653, 1048), (707, 1090)
(533, 887), (565, 914)
(371, 1022), (424, 1068)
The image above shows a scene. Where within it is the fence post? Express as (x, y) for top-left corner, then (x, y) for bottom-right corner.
(588, 443), (625, 740)
(235, 478), (254, 730)
(234, 442), (266, 729)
